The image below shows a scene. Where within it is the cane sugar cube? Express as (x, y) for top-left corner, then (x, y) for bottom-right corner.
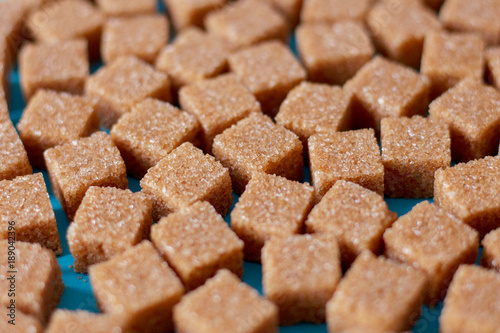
(140, 142), (232, 218)
(174, 269), (279, 333)
(440, 265), (500, 333)
(308, 129), (384, 200)
(345, 56), (430, 131)
(228, 41), (306, 117)
(301, 0), (372, 24)
(19, 39), (89, 100)
(85, 56), (170, 128)
(46, 310), (124, 333)
(421, 31), (485, 98)
(44, 132), (128, 220)
(367, 0), (441, 68)
(486, 47), (500, 89)
(67, 187), (153, 273)
(481, 229), (500, 272)
(434, 156), (500, 238)
(327, 251), (427, 332)
(212, 113), (303, 194)
(89, 241), (184, 333)
(0, 119), (32, 181)
(231, 173), (315, 262)
(275, 82), (351, 147)
(179, 74), (261, 152)
(429, 79), (500, 162)
(0, 0), (25, 64)
(102, 15), (169, 64)
(96, 0), (156, 17)
(381, 116), (451, 199)
(305, 181), (397, 266)
(0, 241), (64, 324)
(384, 201), (479, 302)
(17, 90), (99, 169)
(164, 0), (225, 30)
(205, 0), (289, 49)
(262, 234), (341, 325)
(0, 312), (42, 333)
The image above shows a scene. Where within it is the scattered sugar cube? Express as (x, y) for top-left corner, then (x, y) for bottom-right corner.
(89, 241), (184, 333)
(305, 180), (397, 266)
(301, 0), (372, 24)
(44, 131), (128, 220)
(308, 129), (384, 200)
(262, 234), (341, 325)
(0, 311), (42, 333)
(231, 172), (315, 261)
(46, 310), (124, 333)
(174, 269), (278, 333)
(212, 112), (303, 194)
(96, 0), (156, 17)
(164, 0), (225, 30)
(140, 142), (232, 218)
(381, 116), (451, 198)
(17, 90), (99, 169)
(0, 0), (25, 67)
(384, 201), (479, 303)
(481, 228), (500, 272)
(0, 119), (32, 181)
(486, 46), (500, 89)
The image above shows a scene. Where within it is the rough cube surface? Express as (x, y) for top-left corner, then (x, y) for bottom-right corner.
(96, 0), (156, 17)
(257, 0), (302, 26)
(67, 186), (153, 273)
(165, 0), (225, 30)
(486, 47), (500, 88)
(231, 172), (315, 261)
(481, 228), (500, 272)
(0, 312), (42, 333)
(0, 119), (32, 181)
(46, 310), (124, 333)
(301, 0), (372, 23)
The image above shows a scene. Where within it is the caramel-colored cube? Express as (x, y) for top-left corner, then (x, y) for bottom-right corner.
(19, 39), (89, 100)
(0, 0), (25, 67)
(140, 142), (232, 218)
(327, 251), (427, 332)
(308, 129), (384, 200)
(231, 172), (315, 261)
(46, 310), (124, 333)
(179, 74), (260, 152)
(384, 201), (479, 303)
(440, 265), (500, 333)
(44, 131), (128, 220)
(67, 186), (153, 273)
(301, 0), (372, 24)
(89, 241), (184, 333)
(429, 78), (500, 162)
(164, 0), (225, 30)
(306, 180), (397, 266)
(482, 228), (500, 272)
(296, 21), (374, 85)
(421, 31), (485, 98)
(85, 56), (170, 128)
(111, 98), (200, 178)
(381, 116), (451, 198)
(486, 46), (500, 89)
(96, 0), (156, 17)
(262, 234), (341, 325)
(17, 90), (99, 169)
(0, 311), (42, 333)
(212, 113), (303, 194)
(0, 119), (32, 181)
(229, 40), (306, 117)
(174, 269), (278, 333)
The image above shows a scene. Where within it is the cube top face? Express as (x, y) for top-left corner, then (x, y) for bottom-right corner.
(0, 119), (32, 180)
(47, 310), (124, 333)
(482, 229), (500, 271)
(96, 0), (157, 17)
(301, 0), (372, 24)
(486, 46), (500, 88)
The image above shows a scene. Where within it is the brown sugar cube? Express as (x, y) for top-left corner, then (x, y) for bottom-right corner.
(229, 40), (306, 117)
(46, 310), (125, 333)
(275, 82), (351, 147)
(67, 186), (153, 273)
(0, 0), (25, 67)
(152, 201), (243, 290)
(85, 56), (170, 128)
(345, 56), (430, 131)
(301, 0), (373, 24)
(486, 47), (500, 89)
(212, 112), (303, 194)
(0, 173), (62, 254)
(421, 31), (485, 98)
(19, 39), (89, 100)
(101, 14), (169, 64)
(111, 98), (200, 178)
(305, 180), (397, 266)
(164, 0), (225, 30)
(262, 234), (341, 325)
(440, 265), (500, 333)
(179, 74), (261, 152)
(296, 21), (374, 85)
(254, 0), (302, 26)
(44, 131), (128, 220)
(481, 229), (500, 272)
(231, 172), (315, 262)
(17, 90), (99, 169)
(205, 0), (289, 49)
(381, 116), (451, 199)
(428, 78), (500, 162)
(308, 129), (384, 200)
(174, 269), (278, 333)
(89, 241), (184, 333)
(367, 0), (441, 68)
(326, 251), (427, 332)
(0, 119), (32, 181)
(0, 241), (64, 324)
(140, 142), (232, 218)
(0, 311), (42, 333)
(434, 156), (500, 238)
(383, 201), (479, 303)
(96, 0), (156, 17)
